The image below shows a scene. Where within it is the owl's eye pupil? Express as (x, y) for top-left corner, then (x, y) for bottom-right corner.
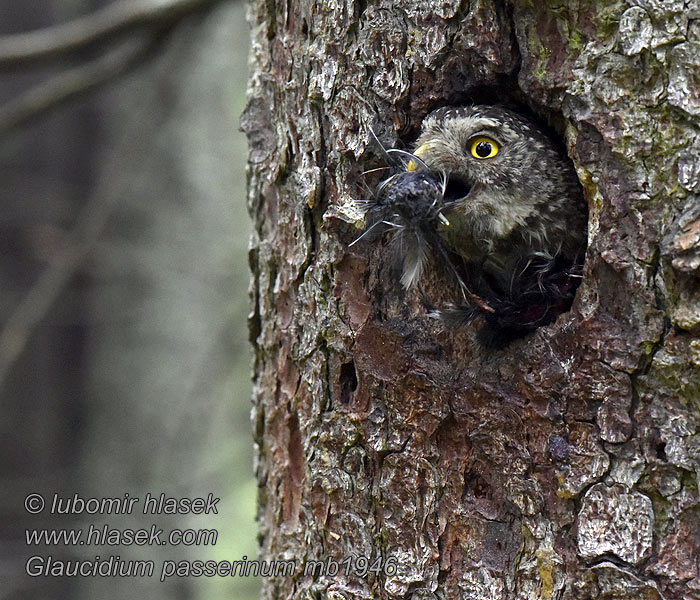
(475, 141), (492, 158)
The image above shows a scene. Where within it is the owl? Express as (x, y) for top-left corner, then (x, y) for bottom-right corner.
(357, 105), (588, 345)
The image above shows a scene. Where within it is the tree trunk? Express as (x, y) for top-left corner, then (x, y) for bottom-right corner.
(243, 1), (700, 599)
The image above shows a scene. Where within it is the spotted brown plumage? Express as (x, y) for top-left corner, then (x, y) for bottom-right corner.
(413, 105), (587, 287)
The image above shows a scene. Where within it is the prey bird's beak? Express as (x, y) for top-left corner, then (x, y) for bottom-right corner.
(406, 143), (432, 172)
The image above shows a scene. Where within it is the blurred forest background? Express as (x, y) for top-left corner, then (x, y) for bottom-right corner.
(0, 0), (258, 599)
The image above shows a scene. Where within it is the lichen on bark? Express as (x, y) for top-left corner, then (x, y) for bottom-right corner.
(243, 0), (700, 598)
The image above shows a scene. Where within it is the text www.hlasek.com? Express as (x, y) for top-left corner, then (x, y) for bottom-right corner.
(26, 524), (217, 547)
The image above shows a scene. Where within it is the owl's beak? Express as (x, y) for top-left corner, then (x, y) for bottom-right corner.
(406, 143), (433, 172)
(408, 142), (471, 202)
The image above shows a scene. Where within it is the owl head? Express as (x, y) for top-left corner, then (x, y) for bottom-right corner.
(409, 105), (574, 204)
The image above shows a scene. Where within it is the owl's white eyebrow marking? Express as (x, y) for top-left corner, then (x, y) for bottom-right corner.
(461, 117), (500, 129)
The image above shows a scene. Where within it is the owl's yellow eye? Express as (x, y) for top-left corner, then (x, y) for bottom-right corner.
(469, 137), (500, 159)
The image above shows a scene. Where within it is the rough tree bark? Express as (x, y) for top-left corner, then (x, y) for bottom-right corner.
(243, 1), (700, 599)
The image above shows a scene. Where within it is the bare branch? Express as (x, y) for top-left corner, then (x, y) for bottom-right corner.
(0, 0), (220, 68)
(0, 37), (155, 135)
(0, 168), (122, 387)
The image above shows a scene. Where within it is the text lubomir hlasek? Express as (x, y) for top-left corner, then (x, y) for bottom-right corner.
(48, 493), (219, 515)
